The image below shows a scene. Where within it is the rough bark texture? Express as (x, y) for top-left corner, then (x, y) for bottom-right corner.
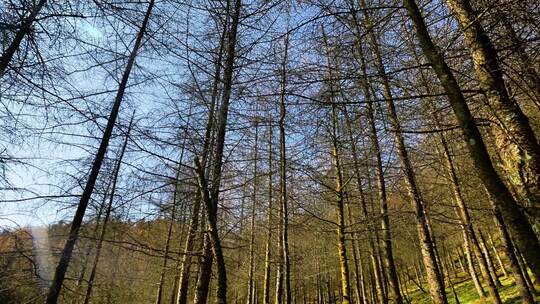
(444, 0), (540, 222)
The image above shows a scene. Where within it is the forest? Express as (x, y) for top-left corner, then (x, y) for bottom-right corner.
(1, 0), (539, 303)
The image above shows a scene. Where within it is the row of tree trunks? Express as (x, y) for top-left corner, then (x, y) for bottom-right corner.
(406, 36), (504, 303)
(356, 0), (446, 302)
(402, 0), (540, 302)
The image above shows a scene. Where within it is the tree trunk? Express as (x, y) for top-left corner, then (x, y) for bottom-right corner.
(346, 9), (397, 301)
(45, 1), (154, 302)
(280, 36), (292, 304)
(491, 211), (535, 303)
(263, 123), (274, 304)
(477, 230), (501, 288)
(84, 115), (133, 304)
(0, 0), (47, 75)
(193, 0), (242, 302)
(157, 140), (189, 304)
(247, 122), (259, 304)
(194, 231), (214, 304)
(487, 232), (508, 278)
(328, 99), (352, 304)
(347, 203), (365, 304)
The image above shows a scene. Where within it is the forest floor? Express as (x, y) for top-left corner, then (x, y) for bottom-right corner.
(407, 275), (540, 303)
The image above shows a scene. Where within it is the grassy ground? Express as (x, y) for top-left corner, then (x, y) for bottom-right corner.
(406, 275), (539, 303)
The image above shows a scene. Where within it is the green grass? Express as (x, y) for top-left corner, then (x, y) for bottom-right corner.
(406, 275), (539, 303)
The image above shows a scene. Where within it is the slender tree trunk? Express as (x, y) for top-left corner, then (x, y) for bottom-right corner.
(71, 178), (112, 304)
(247, 122), (259, 304)
(491, 211), (535, 303)
(274, 32), (291, 304)
(327, 97), (352, 304)
(280, 37), (292, 304)
(156, 134), (188, 304)
(177, 2), (228, 300)
(515, 247), (535, 292)
(0, 0), (47, 75)
(263, 123), (274, 304)
(477, 230), (501, 288)
(45, 1), (154, 302)
(193, 0), (242, 302)
(444, 0), (540, 223)
(347, 203), (365, 304)
(487, 232), (508, 278)
(402, 0), (540, 285)
(346, 10), (394, 301)
(83, 115), (133, 304)
(194, 231), (214, 304)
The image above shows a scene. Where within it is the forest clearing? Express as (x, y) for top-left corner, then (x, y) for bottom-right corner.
(1, 0), (540, 303)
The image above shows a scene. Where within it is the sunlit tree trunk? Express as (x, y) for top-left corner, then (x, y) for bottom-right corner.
(324, 67), (352, 304)
(247, 121), (259, 304)
(487, 232), (508, 278)
(444, 0), (540, 224)
(477, 230), (501, 288)
(263, 123), (274, 304)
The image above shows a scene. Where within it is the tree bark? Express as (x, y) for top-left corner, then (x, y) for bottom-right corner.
(193, 0), (242, 302)
(477, 230), (501, 288)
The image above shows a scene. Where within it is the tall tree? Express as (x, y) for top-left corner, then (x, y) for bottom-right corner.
(45, 1), (155, 302)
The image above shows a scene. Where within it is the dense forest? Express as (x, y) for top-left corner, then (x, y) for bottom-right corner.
(1, 0), (539, 303)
